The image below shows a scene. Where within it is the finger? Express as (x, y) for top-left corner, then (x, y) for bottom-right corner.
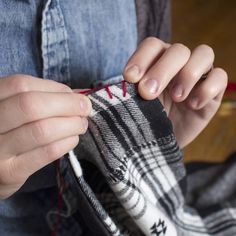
(123, 37), (169, 83)
(0, 116), (87, 156)
(2, 136), (79, 185)
(187, 68), (228, 110)
(0, 91), (92, 133)
(0, 74), (72, 100)
(171, 44), (215, 102)
(138, 43), (191, 100)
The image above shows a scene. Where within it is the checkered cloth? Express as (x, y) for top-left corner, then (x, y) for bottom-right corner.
(67, 82), (236, 236)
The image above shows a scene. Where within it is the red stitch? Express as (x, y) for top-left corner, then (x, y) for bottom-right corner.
(122, 80), (127, 97)
(104, 85), (113, 99)
(76, 81), (129, 99)
(78, 88), (96, 95)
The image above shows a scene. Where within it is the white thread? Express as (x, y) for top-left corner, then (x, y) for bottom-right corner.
(68, 150), (82, 177)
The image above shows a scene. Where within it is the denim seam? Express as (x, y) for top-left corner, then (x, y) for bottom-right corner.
(42, 0), (71, 84)
(55, 0), (70, 85)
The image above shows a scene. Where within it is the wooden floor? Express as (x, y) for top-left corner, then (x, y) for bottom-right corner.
(172, 0), (236, 163)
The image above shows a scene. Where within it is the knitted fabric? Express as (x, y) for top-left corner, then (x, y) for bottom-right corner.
(66, 82), (236, 236)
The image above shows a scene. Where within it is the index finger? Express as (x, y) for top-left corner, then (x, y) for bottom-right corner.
(0, 74), (72, 100)
(123, 37), (169, 83)
(0, 91), (92, 133)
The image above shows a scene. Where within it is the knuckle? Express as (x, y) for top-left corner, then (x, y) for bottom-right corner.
(0, 161), (17, 186)
(180, 67), (199, 81)
(143, 37), (163, 47)
(18, 92), (38, 119)
(60, 84), (72, 92)
(5, 160), (17, 184)
(32, 121), (49, 144)
(172, 43), (191, 55)
(45, 143), (60, 161)
(197, 44), (215, 58)
(189, 70), (199, 81)
(0, 171), (7, 186)
(9, 75), (31, 94)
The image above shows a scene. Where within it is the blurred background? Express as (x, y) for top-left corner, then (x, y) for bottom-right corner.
(172, 0), (236, 163)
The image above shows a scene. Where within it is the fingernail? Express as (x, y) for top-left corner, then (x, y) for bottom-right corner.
(190, 97), (199, 109)
(125, 65), (140, 78)
(172, 84), (183, 98)
(79, 98), (88, 111)
(143, 79), (158, 94)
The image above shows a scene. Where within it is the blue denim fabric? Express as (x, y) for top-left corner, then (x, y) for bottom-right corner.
(0, 0), (137, 235)
(59, 0), (138, 88)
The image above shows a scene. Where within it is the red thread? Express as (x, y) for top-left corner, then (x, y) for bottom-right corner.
(76, 81), (129, 99)
(104, 85), (113, 99)
(51, 160), (65, 236)
(122, 81), (127, 97)
(78, 88), (96, 95)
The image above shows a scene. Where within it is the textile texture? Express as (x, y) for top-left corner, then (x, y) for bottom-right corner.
(66, 82), (236, 236)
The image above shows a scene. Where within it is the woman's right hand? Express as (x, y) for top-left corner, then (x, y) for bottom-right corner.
(0, 74), (92, 199)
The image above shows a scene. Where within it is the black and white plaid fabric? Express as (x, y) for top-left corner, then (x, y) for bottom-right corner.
(66, 82), (236, 236)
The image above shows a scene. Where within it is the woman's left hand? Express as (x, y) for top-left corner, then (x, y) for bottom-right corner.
(123, 37), (228, 148)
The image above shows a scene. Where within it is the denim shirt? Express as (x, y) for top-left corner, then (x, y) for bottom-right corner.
(0, 0), (137, 235)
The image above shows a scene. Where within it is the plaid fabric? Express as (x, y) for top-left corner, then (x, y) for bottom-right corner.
(67, 82), (236, 236)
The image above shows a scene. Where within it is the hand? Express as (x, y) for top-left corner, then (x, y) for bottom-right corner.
(123, 37), (228, 148)
(0, 75), (92, 199)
